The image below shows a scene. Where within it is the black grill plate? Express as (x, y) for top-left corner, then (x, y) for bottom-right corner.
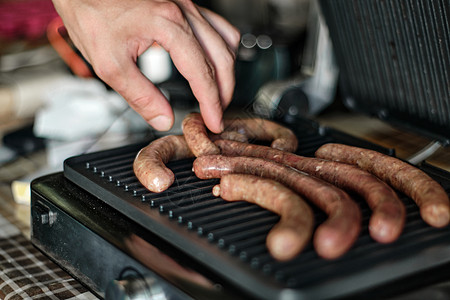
(63, 119), (450, 300)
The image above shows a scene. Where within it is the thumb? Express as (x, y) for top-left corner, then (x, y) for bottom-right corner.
(99, 58), (175, 131)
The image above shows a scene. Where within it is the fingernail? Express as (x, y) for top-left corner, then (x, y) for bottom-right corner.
(149, 115), (172, 131)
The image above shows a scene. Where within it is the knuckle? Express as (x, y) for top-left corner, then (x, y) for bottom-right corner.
(92, 60), (130, 95)
(230, 27), (241, 47)
(204, 59), (216, 82)
(223, 47), (237, 66)
(157, 1), (185, 24)
(93, 63), (121, 85)
(128, 95), (152, 110)
(173, 0), (196, 12)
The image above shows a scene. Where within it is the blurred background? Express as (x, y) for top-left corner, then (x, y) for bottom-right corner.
(1, 0), (334, 205)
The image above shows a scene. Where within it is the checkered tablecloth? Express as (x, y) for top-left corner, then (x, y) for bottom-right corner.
(0, 214), (98, 300)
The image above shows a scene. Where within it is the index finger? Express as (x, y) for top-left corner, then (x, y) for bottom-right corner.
(171, 50), (225, 133)
(154, 3), (239, 133)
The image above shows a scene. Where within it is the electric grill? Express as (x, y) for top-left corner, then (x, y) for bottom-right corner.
(30, 0), (450, 299)
(30, 117), (450, 300)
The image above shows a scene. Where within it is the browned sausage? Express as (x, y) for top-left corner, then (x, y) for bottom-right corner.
(215, 140), (406, 243)
(315, 143), (450, 228)
(133, 135), (194, 193)
(209, 131), (249, 143)
(182, 112), (298, 156)
(223, 117), (298, 152)
(193, 155), (362, 259)
(212, 174), (314, 261)
(182, 112), (221, 157)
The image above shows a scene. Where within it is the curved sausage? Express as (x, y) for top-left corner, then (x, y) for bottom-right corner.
(315, 143), (450, 228)
(215, 140), (405, 243)
(182, 112), (298, 156)
(182, 112), (221, 157)
(212, 174), (314, 261)
(193, 155), (362, 259)
(133, 135), (194, 193)
(222, 117), (298, 152)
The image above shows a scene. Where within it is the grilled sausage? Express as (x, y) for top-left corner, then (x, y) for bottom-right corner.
(182, 112), (298, 156)
(212, 174), (314, 261)
(215, 140), (406, 243)
(315, 143), (450, 228)
(182, 112), (221, 157)
(193, 155), (362, 259)
(133, 135), (194, 193)
(209, 131), (249, 143)
(222, 117), (298, 152)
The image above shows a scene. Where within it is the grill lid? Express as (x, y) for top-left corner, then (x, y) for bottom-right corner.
(319, 0), (450, 144)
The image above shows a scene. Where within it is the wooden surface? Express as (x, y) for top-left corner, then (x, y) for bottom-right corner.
(317, 112), (450, 172)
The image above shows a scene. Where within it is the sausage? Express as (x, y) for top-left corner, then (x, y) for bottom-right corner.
(209, 131), (249, 144)
(182, 112), (298, 156)
(212, 174), (314, 261)
(223, 117), (298, 152)
(193, 155), (362, 259)
(133, 135), (194, 193)
(315, 143), (450, 228)
(215, 140), (406, 243)
(182, 112), (221, 157)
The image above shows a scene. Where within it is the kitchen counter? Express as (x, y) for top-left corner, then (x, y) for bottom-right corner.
(317, 110), (450, 172)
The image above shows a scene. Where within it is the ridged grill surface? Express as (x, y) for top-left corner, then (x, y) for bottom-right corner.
(319, 0), (450, 141)
(63, 120), (450, 299)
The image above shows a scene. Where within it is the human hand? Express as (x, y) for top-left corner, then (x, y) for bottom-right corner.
(51, 0), (240, 133)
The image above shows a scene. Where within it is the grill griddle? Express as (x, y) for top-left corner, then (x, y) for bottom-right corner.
(63, 119), (450, 300)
